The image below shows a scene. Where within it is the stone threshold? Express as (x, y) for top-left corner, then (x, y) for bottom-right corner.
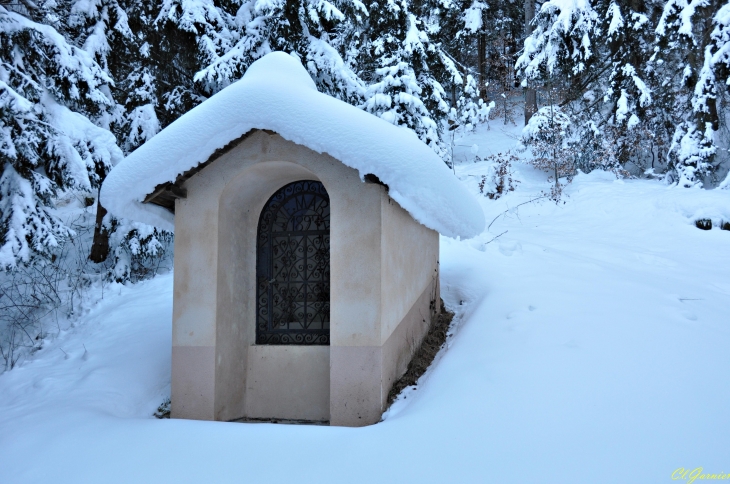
(230, 417), (330, 426)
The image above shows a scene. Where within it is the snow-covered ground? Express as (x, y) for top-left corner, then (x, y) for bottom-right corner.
(1, 122), (729, 483)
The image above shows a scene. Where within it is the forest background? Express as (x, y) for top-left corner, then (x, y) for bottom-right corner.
(1, 0), (729, 368)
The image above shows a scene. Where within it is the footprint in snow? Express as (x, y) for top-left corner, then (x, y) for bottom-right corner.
(562, 339), (579, 349)
(681, 311), (698, 321)
(498, 242), (522, 256)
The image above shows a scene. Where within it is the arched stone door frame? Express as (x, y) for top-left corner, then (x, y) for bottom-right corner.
(255, 179), (331, 346)
(215, 161), (331, 422)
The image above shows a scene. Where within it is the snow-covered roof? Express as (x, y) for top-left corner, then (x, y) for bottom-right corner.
(100, 52), (485, 238)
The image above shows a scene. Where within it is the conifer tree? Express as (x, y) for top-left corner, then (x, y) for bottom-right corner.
(153, 0), (231, 120)
(194, 0), (366, 103)
(421, 0), (496, 133)
(516, 0), (669, 175)
(0, 5), (122, 269)
(656, 0), (727, 186)
(360, 0), (452, 157)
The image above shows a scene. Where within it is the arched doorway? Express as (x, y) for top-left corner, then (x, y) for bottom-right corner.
(256, 180), (330, 345)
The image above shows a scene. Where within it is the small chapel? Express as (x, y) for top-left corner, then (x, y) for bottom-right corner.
(101, 52), (483, 427)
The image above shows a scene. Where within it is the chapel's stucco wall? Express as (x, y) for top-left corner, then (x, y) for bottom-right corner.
(379, 195), (439, 404)
(245, 346), (330, 421)
(170, 130), (439, 426)
(329, 190), (439, 425)
(380, 192), (440, 344)
(170, 152), (221, 419)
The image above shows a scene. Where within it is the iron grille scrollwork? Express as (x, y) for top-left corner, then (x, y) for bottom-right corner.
(256, 180), (330, 345)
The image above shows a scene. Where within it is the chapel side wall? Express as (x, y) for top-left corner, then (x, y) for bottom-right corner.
(379, 191), (440, 406)
(170, 172), (222, 421)
(380, 192), (440, 342)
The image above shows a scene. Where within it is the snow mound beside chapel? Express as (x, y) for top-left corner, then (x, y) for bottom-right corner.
(100, 52), (485, 238)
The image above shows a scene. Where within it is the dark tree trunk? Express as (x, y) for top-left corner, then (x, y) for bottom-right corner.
(524, 0), (537, 124)
(89, 196), (110, 263)
(478, 33), (487, 99)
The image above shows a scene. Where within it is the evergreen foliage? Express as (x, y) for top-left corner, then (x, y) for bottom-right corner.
(194, 0), (366, 103)
(361, 0), (448, 155)
(517, 0), (730, 187)
(1, 0), (730, 272)
(0, 5), (122, 269)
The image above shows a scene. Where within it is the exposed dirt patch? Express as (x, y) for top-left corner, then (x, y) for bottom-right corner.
(386, 299), (455, 408)
(695, 218), (712, 230)
(154, 398), (171, 419)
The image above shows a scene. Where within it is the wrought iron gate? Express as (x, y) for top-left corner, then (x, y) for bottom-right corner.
(255, 180), (330, 345)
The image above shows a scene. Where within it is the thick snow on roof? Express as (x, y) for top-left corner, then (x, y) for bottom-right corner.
(100, 52), (485, 238)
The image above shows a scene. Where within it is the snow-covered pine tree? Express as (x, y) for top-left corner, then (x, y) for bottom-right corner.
(516, 0), (661, 175)
(424, 0), (495, 132)
(601, 1), (658, 163)
(59, 0), (160, 152)
(656, 0), (729, 186)
(446, 0), (521, 125)
(194, 0), (366, 103)
(0, 5), (122, 269)
(710, 2), (730, 187)
(711, 1), (730, 85)
(360, 0), (451, 158)
(516, 0), (601, 175)
(118, 61), (160, 153)
(516, 0), (601, 89)
(153, 0), (232, 121)
(520, 102), (576, 200)
(92, 54), (166, 272)
(49, 0), (166, 269)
